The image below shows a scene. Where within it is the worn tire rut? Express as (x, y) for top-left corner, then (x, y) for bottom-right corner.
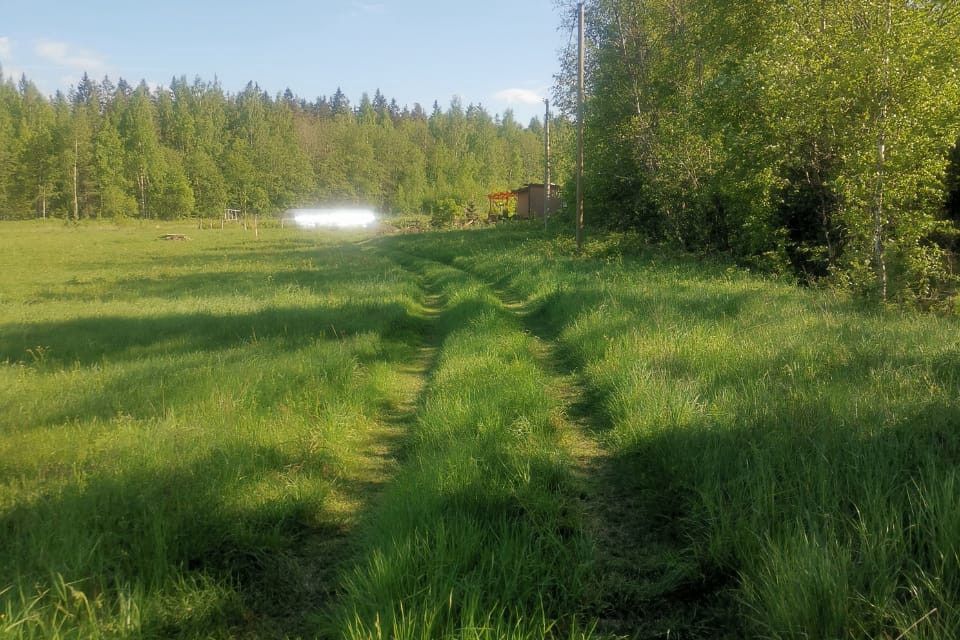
(392, 248), (731, 639)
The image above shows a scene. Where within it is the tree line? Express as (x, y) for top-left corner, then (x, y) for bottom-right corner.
(0, 70), (557, 222)
(558, 0), (960, 302)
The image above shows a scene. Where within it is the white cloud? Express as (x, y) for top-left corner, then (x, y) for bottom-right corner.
(35, 39), (106, 73)
(494, 88), (544, 105)
(0, 37), (11, 60)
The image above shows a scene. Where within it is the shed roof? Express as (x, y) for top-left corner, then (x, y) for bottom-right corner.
(513, 183), (560, 194)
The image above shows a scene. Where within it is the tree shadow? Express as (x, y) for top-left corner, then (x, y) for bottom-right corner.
(0, 299), (426, 367)
(0, 438), (388, 637)
(394, 228), (960, 637)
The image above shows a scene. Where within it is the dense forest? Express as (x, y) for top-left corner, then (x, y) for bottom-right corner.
(560, 0), (960, 302)
(0, 69), (557, 222)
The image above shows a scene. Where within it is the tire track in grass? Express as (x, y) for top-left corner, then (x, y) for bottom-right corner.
(501, 295), (701, 639)
(321, 309), (439, 525)
(397, 245), (731, 639)
(324, 246), (597, 639)
(379, 247), (621, 630)
(297, 337), (439, 608)
(322, 252), (443, 525)
(458, 269), (656, 636)
(260, 248), (443, 638)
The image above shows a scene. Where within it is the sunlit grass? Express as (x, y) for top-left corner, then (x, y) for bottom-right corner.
(328, 253), (594, 639)
(389, 225), (960, 638)
(4, 220), (959, 638)
(0, 221), (427, 638)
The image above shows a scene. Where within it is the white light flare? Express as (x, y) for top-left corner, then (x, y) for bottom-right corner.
(289, 208), (377, 229)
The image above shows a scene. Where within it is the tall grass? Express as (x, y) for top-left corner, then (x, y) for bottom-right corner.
(5, 220), (958, 638)
(388, 226), (960, 638)
(328, 254), (594, 639)
(0, 221), (428, 638)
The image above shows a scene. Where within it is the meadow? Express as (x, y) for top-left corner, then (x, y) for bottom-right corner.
(1, 221), (958, 639)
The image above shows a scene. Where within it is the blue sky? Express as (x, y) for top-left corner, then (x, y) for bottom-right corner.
(0, 1), (570, 123)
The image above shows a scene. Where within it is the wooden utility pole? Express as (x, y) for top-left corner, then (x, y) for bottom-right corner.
(544, 98), (551, 230)
(73, 139), (79, 223)
(576, 1), (585, 251)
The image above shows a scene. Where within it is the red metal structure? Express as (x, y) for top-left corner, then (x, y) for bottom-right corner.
(487, 191), (516, 218)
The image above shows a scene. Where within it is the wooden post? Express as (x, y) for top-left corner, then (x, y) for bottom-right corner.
(254, 214), (259, 239)
(576, 1), (586, 251)
(73, 139), (79, 223)
(544, 98), (550, 230)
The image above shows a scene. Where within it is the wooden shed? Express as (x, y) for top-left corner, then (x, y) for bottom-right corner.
(513, 184), (560, 219)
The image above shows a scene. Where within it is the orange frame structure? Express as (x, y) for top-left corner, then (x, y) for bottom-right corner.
(487, 191), (517, 216)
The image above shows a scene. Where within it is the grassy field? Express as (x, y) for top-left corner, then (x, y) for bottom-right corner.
(0, 221), (432, 638)
(1, 220), (958, 639)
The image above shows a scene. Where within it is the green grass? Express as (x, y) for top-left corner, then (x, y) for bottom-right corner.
(0, 221), (429, 638)
(2, 220), (959, 639)
(387, 226), (960, 639)
(327, 252), (593, 639)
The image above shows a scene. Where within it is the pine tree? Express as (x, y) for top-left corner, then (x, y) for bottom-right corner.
(69, 81), (99, 219)
(372, 89), (388, 122)
(330, 87), (350, 116)
(0, 71), (18, 216)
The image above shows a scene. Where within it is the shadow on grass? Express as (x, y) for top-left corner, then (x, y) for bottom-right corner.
(35, 261), (412, 304)
(389, 227), (960, 637)
(521, 293), (960, 638)
(0, 233), (448, 638)
(0, 438), (379, 638)
(0, 300), (427, 367)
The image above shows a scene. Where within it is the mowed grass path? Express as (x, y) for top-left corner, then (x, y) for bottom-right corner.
(2, 221), (959, 639)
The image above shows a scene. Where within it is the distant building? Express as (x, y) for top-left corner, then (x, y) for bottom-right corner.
(513, 184), (560, 219)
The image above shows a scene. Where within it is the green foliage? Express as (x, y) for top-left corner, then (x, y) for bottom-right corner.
(0, 74), (549, 221)
(153, 148), (195, 218)
(567, 0), (960, 302)
(184, 148), (227, 217)
(429, 197), (461, 228)
(0, 76), (548, 219)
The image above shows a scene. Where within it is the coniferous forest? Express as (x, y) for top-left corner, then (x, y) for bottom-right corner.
(0, 70), (555, 222)
(562, 0), (960, 303)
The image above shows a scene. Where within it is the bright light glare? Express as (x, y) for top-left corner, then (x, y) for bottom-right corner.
(290, 208), (377, 229)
